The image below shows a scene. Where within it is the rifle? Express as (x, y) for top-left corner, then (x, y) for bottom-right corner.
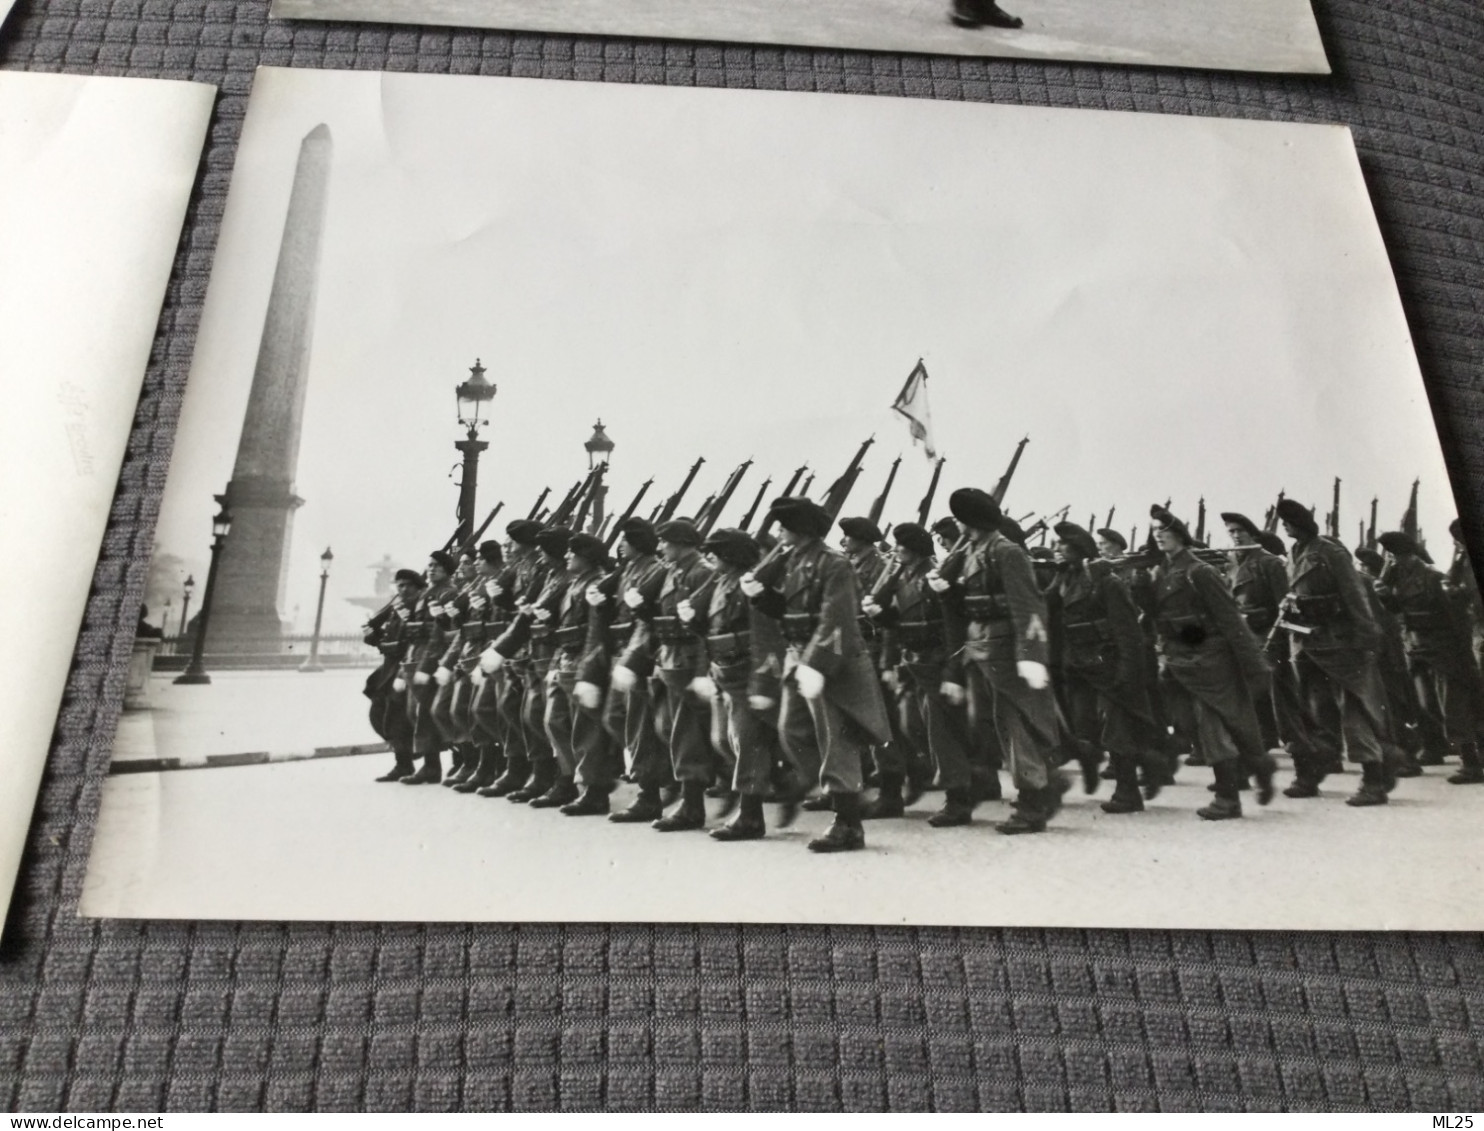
(657, 456), (705, 523)
(917, 456), (945, 527)
(800, 472), (816, 498)
(547, 478), (585, 527)
(867, 456), (901, 527)
(699, 459), (752, 537)
(526, 487), (551, 521)
(1329, 477), (1342, 538)
(1195, 498), (1207, 545)
(821, 436), (875, 521)
(602, 477), (654, 551)
(1105, 506), (1116, 530)
(442, 502), (503, 555)
(572, 463), (607, 532)
(991, 435), (1029, 505)
(757, 465), (809, 537)
(1367, 497), (1378, 548)
(739, 476), (772, 532)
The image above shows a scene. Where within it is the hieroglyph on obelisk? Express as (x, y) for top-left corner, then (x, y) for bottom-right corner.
(208, 123), (332, 654)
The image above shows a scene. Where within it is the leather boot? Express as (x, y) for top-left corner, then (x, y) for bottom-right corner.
(928, 786), (975, 827)
(443, 745), (473, 786)
(1249, 751), (1278, 806)
(950, 0), (1023, 29)
(971, 766), (1003, 803)
(808, 793), (866, 853)
(560, 783), (614, 816)
(1074, 745), (1103, 795)
(483, 751), (529, 797)
(801, 795), (834, 812)
(862, 773), (906, 819)
(711, 794), (767, 841)
(456, 743), (504, 793)
(1101, 754), (1144, 814)
(1448, 744), (1484, 784)
(995, 787), (1050, 835)
(376, 755), (416, 782)
(712, 788), (739, 820)
(1345, 761), (1389, 807)
(401, 750), (443, 785)
(609, 787), (666, 823)
(529, 774), (579, 808)
(653, 781), (708, 831)
(508, 760), (553, 803)
(1197, 761), (1242, 820)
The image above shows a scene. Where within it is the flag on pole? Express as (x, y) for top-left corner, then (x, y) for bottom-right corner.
(891, 359), (937, 460)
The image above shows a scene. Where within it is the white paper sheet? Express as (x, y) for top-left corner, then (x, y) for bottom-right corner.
(0, 71), (215, 935)
(80, 68), (1482, 930)
(269, 0), (1330, 75)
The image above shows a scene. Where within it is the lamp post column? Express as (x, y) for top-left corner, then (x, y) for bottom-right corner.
(300, 547), (333, 673)
(175, 509), (233, 686)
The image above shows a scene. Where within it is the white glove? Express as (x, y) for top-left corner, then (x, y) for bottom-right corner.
(574, 680), (602, 710)
(484, 580), (502, 598)
(623, 587), (645, 609)
(739, 574), (765, 598)
(795, 663), (825, 700)
(471, 668), (486, 687)
(429, 603), (446, 618)
(926, 571), (951, 593)
(434, 666), (453, 687)
(547, 669), (561, 689)
(1017, 660), (1050, 690)
(533, 607), (552, 623)
(881, 670), (900, 694)
(940, 681), (966, 706)
(611, 664), (637, 692)
(861, 597), (883, 617)
(749, 695), (777, 712)
(479, 646), (505, 674)
(413, 671), (431, 686)
(677, 598), (696, 623)
(392, 677), (407, 693)
(585, 585), (607, 607)
(688, 675), (717, 701)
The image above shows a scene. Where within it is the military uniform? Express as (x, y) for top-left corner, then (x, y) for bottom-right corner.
(400, 573), (459, 782)
(363, 589), (417, 780)
(1228, 543), (1316, 762)
(596, 549), (669, 795)
(869, 547), (976, 822)
(938, 490), (1066, 833)
(478, 541), (546, 796)
(1281, 519), (1391, 803)
(1048, 552), (1159, 812)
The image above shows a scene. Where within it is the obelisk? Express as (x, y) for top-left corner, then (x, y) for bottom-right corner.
(208, 123), (332, 654)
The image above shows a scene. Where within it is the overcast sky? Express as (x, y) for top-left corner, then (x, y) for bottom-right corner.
(159, 68), (1460, 633)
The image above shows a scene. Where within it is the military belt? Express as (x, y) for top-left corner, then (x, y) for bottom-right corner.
(894, 620), (941, 650)
(1238, 606), (1277, 634)
(1293, 594), (1343, 625)
(781, 612), (819, 642)
(962, 593), (1011, 622)
(651, 615), (687, 643)
(553, 624), (586, 649)
(1402, 609), (1447, 632)
(706, 630), (751, 660)
(1063, 619), (1112, 647)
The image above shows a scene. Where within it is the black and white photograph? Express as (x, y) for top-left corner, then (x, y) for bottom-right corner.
(79, 65), (1482, 930)
(268, 0), (1330, 75)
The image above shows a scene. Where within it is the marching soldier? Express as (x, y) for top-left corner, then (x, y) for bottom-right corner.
(1447, 518), (1484, 674)
(364, 568), (425, 782)
(455, 541), (511, 793)
(485, 526), (571, 803)
(399, 551), (460, 784)
(1221, 512), (1316, 766)
(542, 532), (624, 814)
(862, 523), (977, 826)
(1147, 505), (1275, 819)
(432, 550), (484, 787)
(478, 520), (547, 797)
(1355, 545), (1427, 777)
(1275, 498), (1394, 805)
(1375, 530), (1484, 785)
(1047, 522), (1161, 814)
(679, 528), (790, 840)
(615, 519), (717, 832)
(595, 517), (674, 823)
(931, 488), (1068, 835)
(742, 497), (892, 852)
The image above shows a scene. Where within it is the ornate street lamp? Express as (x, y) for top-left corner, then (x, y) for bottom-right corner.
(454, 358), (497, 546)
(174, 506), (233, 685)
(583, 419), (614, 533)
(300, 546), (334, 673)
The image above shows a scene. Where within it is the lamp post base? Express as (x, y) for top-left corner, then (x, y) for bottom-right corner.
(173, 670), (212, 685)
(298, 661), (325, 673)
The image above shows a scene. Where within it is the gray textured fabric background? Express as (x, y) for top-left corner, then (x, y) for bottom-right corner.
(2, 0), (1483, 1111)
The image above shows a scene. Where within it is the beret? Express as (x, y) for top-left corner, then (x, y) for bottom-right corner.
(478, 540), (503, 565)
(506, 519), (542, 546)
(1256, 532), (1287, 557)
(891, 522), (934, 557)
(948, 487), (1002, 531)
(619, 516), (659, 554)
(567, 532), (608, 563)
(1274, 498), (1319, 537)
(536, 526), (572, 557)
(1149, 504), (1194, 545)
(766, 496), (832, 538)
(394, 568), (426, 587)
(839, 516), (884, 543)
(656, 518), (702, 546)
(428, 550), (458, 574)
(1219, 512), (1263, 540)
(702, 527), (762, 569)
(1053, 522), (1100, 560)
(1095, 528), (1128, 552)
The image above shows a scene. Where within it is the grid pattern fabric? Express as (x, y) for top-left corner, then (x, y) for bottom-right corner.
(1, 0), (1483, 1111)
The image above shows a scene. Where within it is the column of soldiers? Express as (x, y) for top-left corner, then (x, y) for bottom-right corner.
(360, 488), (1484, 853)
